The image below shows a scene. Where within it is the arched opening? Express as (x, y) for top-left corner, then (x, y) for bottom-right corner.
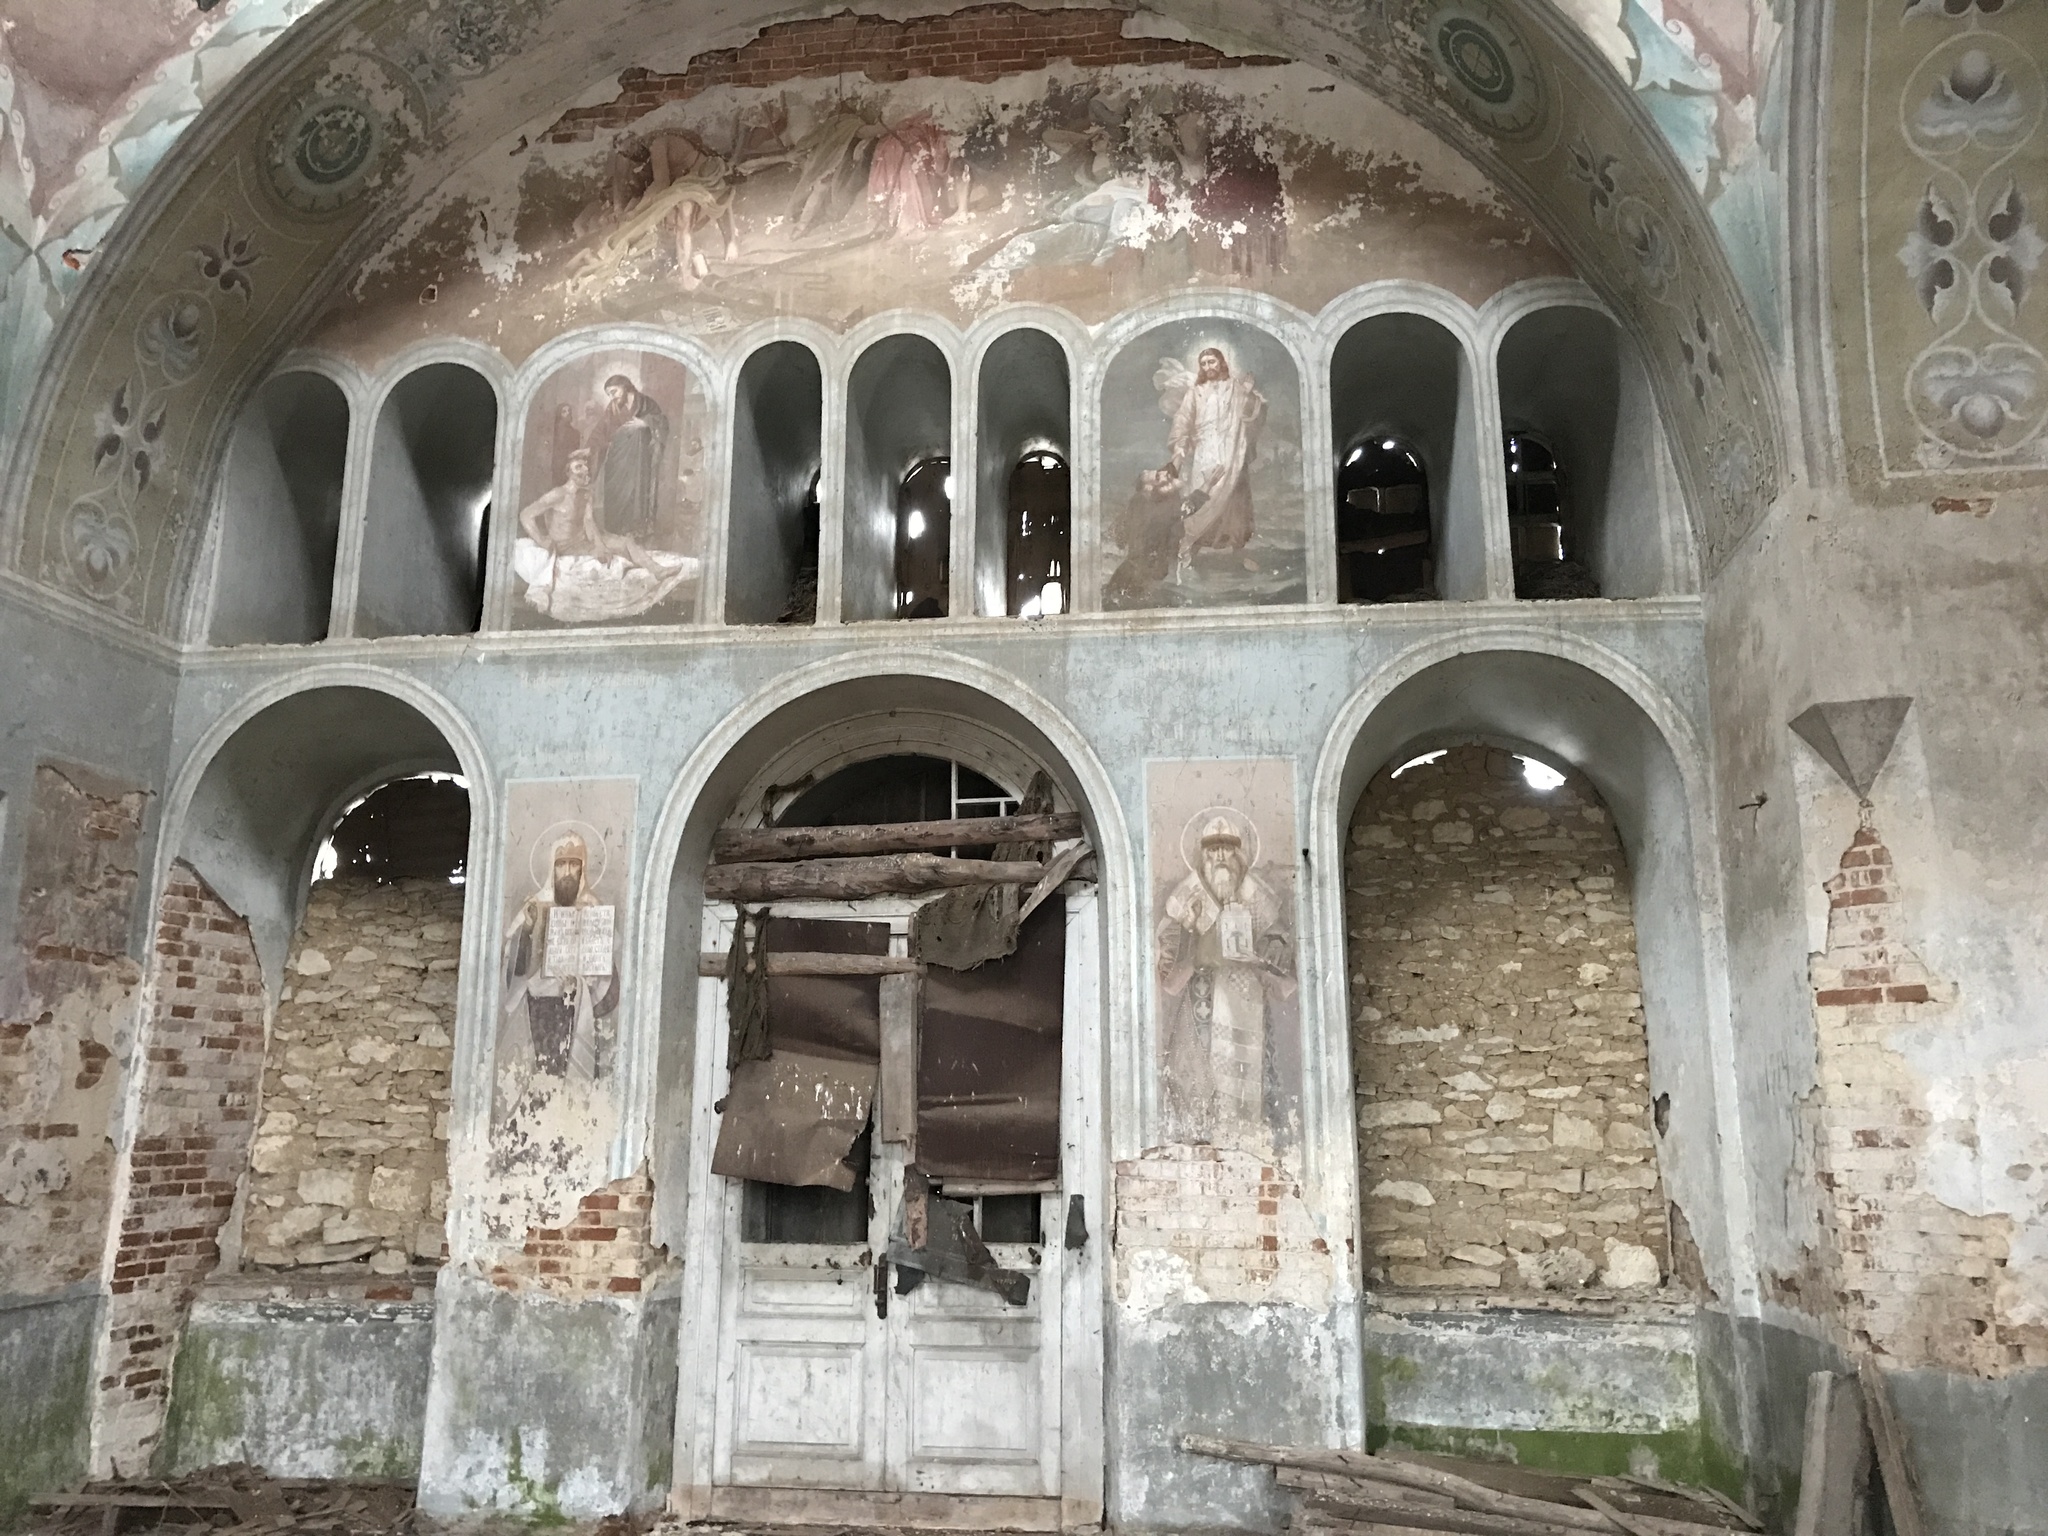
(358, 363), (498, 638)
(1004, 451), (1071, 618)
(142, 686), (473, 1479)
(208, 371), (350, 647)
(1329, 313), (1476, 602)
(844, 335), (951, 622)
(727, 341), (824, 626)
(657, 676), (1108, 1523)
(1325, 649), (1727, 1467)
(894, 455), (952, 619)
(1335, 437), (1432, 604)
(975, 328), (1071, 617)
(1496, 308), (1682, 601)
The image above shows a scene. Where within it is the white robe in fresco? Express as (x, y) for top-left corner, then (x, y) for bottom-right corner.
(1166, 369), (1265, 553)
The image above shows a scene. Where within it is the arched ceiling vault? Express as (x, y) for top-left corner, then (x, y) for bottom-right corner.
(1, 0), (1783, 635)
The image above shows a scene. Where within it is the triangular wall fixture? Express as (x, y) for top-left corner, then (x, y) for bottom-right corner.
(1789, 697), (1913, 801)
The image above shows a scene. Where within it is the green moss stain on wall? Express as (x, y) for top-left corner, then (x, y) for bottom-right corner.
(1368, 1422), (1748, 1503)
(0, 1303), (96, 1527)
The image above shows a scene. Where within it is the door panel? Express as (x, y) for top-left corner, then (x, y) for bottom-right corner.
(733, 1340), (868, 1459)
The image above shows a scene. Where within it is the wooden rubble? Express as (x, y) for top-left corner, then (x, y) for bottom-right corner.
(1181, 1434), (1760, 1536)
(30, 1467), (416, 1536)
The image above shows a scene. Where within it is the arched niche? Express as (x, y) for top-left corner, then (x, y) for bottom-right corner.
(1098, 316), (1304, 613)
(1323, 648), (1728, 1302)
(1496, 309), (1682, 601)
(357, 364), (499, 638)
(1328, 313), (1481, 603)
(975, 329), (1071, 618)
(843, 335), (951, 623)
(727, 341), (824, 626)
(209, 371), (350, 647)
(178, 686), (469, 982)
(508, 347), (709, 630)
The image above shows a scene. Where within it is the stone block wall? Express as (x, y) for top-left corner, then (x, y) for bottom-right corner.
(1346, 745), (1668, 1295)
(95, 865), (266, 1474)
(241, 877), (460, 1275)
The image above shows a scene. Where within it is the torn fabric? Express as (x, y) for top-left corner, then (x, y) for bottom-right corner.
(887, 1165), (1031, 1305)
(724, 907), (771, 1069)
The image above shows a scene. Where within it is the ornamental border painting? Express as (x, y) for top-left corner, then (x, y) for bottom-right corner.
(1101, 320), (1306, 612)
(1146, 757), (1303, 1161)
(509, 350), (709, 628)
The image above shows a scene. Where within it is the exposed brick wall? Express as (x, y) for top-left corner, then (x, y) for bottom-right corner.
(1, 763), (147, 1294)
(241, 877), (459, 1275)
(92, 865), (265, 1475)
(541, 5), (1284, 143)
(1113, 1145), (1332, 1308)
(1806, 816), (2045, 1375)
(1347, 745), (1668, 1296)
(486, 1171), (668, 1298)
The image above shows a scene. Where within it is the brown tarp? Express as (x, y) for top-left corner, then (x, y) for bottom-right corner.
(916, 898), (1064, 1184)
(887, 1164), (1031, 1305)
(710, 918), (889, 1190)
(910, 771), (1056, 971)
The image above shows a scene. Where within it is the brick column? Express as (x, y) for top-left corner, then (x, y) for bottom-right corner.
(90, 865), (268, 1475)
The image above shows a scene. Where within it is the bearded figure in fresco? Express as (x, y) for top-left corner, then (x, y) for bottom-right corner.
(501, 834), (620, 1083)
(588, 374), (670, 545)
(512, 449), (699, 624)
(1157, 811), (1293, 1147)
(1157, 346), (1267, 571)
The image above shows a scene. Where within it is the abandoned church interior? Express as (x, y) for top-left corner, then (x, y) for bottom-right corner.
(0, 1), (2043, 1534)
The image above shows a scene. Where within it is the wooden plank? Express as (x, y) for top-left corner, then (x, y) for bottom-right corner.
(1179, 1436), (1616, 1533)
(712, 814), (1082, 863)
(705, 853), (1046, 902)
(1792, 1370), (1872, 1536)
(698, 951), (925, 977)
(1297, 1490), (1601, 1536)
(877, 971), (919, 1147)
(1856, 1357), (1926, 1536)
(1577, 1489), (1663, 1536)
(1279, 1466), (1458, 1507)
(1017, 840), (1094, 925)
(1616, 1477), (1759, 1531)
(33, 1494), (238, 1510)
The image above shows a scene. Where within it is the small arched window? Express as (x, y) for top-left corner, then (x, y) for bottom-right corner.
(895, 457), (951, 619)
(1007, 451), (1070, 618)
(780, 471), (822, 624)
(1505, 432), (1598, 599)
(1336, 437), (1433, 603)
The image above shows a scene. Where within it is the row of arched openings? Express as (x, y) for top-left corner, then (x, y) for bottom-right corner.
(208, 304), (1643, 645)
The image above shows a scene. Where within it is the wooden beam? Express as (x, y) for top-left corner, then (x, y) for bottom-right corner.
(1855, 1358), (1926, 1536)
(699, 952), (924, 978)
(1792, 1370), (1871, 1536)
(705, 854), (1047, 903)
(713, 814), (1082, 863)
(1017, 840), (1094, 925)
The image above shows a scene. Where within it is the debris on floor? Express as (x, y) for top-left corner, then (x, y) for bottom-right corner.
(28, 1468), (418, 1536)
(1184, 1433), (1761, 1535)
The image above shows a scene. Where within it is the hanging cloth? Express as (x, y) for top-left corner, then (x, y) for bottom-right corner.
(724, 906), (771, 1070)
(911, 771), (1056, 972)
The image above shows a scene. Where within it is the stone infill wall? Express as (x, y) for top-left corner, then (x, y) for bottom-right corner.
(241, 877), (461, 1275)
(1347, 745), (1668, 1295)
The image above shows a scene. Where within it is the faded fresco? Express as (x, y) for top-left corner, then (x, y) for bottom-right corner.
(511, 350), (707, 627)
(1148, 759), (1301, 1159)
(312, 58), (1564, 362)
(1102, 321), (1304, 610)
(494, 779), (635, 1114)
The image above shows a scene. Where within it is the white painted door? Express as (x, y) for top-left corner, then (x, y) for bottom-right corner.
(677, 896), (1100, 1525)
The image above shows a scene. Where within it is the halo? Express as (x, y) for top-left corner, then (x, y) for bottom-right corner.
(529, 819), (610, 894)
(1180, 804), (1259, 877)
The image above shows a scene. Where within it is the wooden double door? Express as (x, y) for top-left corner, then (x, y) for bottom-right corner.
(675, 896), (1101, 1529)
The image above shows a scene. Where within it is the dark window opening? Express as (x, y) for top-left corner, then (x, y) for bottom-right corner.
(895, 457), (951, 619)
(1336, 437), (1434, 604)
(977, 1194), (1044, 1245)
(1006, 452), (1070, 618)
(743, 1131), (872, 1244)
(779, 471), (822, 624)
(1506, 432), (1599, 599)
(315, 773), (471, 886)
